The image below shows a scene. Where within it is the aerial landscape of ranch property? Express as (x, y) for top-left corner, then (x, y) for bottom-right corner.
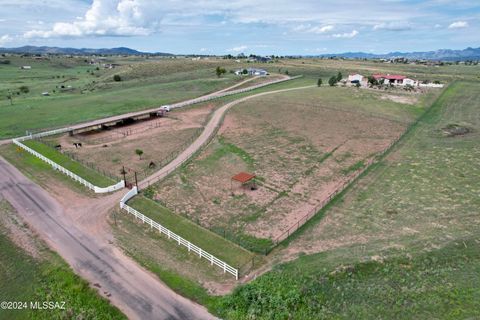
(1, 2), (480, 319)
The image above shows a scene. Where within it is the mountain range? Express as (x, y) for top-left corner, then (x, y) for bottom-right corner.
(1, 45), (479, 60)
(316, 47), (480, 61)
(0, 46), (172, 56)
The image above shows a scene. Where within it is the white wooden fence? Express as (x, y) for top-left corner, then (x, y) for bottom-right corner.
(12, 129), (124, 193)
(170, 75), (302, 110)
(119, 187), (239, 279)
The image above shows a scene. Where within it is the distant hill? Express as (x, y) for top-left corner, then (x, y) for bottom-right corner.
(0, 46), (173, 56)
(317, 47), (480, 61)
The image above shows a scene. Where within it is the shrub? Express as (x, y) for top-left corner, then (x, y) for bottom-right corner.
(113, 74), (122, 82)
(19, 85), (29, 93)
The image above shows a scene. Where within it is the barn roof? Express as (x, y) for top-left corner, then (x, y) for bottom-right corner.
(231, 172), (256, 183)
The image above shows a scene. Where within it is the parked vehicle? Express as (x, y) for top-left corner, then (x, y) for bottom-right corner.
(160, 105), (171, 112)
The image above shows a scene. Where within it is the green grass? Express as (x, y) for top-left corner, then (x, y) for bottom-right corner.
(0, 57), (242, 138)
(215, 81), (480, 318)
(341, 160), (365, 175)
(22, 140), (114, 187)
(217, 237), (480, 320)
(127, 196), (255, 267)
(111, 210), (221, 310)
(0, 144), (95, 196)
(200, 136), (255, 169)
(0, 200), (125, 320)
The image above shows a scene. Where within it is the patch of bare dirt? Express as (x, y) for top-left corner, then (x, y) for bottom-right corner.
(51, 103), (216, 178)
(381, 94), (419, 105)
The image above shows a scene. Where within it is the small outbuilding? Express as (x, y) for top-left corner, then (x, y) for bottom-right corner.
(231, 172), (257, 192)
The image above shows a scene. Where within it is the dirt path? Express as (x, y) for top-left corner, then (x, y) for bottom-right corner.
(140, 85), (315, 187)
(0, 157), (217, 320)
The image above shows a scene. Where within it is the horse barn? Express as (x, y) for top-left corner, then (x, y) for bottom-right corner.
(66, 108), (167, 135)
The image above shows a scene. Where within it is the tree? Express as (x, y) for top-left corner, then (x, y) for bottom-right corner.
(328, 76), (337, 87)
(113, 74), (122, 82)
(216, 66), (226, 77)
(242, 69), (248, 75)
(135, 149), (144, 159)
(367, 76), (378, 86)
(336, 72), (343, 82)
(19, 86), (29, 93)
(317, 78), (322, 87)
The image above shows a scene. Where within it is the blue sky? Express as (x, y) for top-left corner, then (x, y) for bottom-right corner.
(0, 0), (479, 55)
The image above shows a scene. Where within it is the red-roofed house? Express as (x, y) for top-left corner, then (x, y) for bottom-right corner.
(373, 74), (417, 86)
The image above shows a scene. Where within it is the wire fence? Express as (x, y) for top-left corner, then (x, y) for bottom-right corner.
(264, 106), (430, 253)
(76, 120), (163, 145)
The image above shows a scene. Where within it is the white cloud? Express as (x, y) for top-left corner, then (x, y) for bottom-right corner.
(0, 34), (13, 46)
(448, 21), (468, 29)
(227, 45), (248, 52)
(309, 25), (334, 34)
(24, 0), (163, 38)
(332, 30), (358, 38)
(373, 21), (412, 31)
(292, 24), (334, 34)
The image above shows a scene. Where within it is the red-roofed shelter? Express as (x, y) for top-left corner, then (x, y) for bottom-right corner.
(231, 172), (257, 192)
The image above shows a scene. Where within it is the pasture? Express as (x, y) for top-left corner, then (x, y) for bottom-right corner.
(0, 56), (244, 138)
(216, 81), (480, 318)
(145, 85), (440, 252)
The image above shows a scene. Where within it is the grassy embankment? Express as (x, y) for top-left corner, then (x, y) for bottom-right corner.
(127, 196), (255, 268)
(22, 140), (114, 188)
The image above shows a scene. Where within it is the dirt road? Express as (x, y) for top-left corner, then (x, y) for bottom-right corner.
(140, 85), (315, 187)
(0, 157), (217, 320)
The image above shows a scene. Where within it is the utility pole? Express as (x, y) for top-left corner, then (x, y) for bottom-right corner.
(121, 166), (126, 184)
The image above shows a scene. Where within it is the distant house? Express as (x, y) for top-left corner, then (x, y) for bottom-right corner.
(102, 63), (120, 69)
(373, 74), (406, 85)
(247, 56), (272, 63)
(372, 74), (419, 86)
(235, 68), (269, 76)
(402, 78), (418, 86)
(42, 92), (50, 96)
(20, 66), (31, 70)
(348, 74), (364, 83)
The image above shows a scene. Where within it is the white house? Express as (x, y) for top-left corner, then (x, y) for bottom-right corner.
(235, 68), (268, 76)
(348, 74), (364, 83)
(402, 78), (418, 86)
(20, 66), (31, 70)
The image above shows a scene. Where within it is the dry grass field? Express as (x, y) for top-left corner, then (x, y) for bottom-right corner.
(146, 85), (441, 252)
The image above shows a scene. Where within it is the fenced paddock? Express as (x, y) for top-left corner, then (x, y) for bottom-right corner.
(12, 129), (124, 193)
(119, 187), (239, 279)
